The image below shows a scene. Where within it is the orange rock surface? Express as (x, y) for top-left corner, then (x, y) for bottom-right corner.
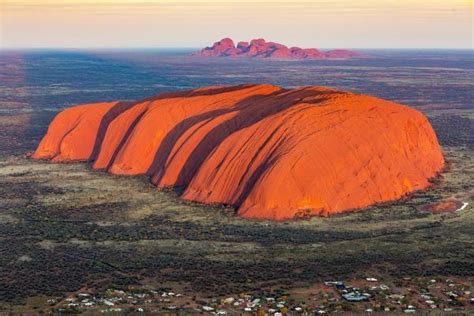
(32, 101), (133, 162)
(33, 84), (445, 220)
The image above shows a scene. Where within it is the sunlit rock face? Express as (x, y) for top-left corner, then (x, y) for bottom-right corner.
(192, 38), (365, 59)
(33, 84), (444, 220)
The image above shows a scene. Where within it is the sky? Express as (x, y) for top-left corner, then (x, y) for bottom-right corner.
(0, 0), (473, 49)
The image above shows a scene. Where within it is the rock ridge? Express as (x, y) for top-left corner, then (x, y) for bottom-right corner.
(192, 38), (365, 59)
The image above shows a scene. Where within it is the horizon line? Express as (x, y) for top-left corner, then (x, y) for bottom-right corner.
(1, 47), (473, 51)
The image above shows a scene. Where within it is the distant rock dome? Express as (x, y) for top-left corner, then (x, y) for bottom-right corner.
(192, 38), (365, 59)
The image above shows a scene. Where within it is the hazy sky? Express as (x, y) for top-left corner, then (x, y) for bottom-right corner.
(1, 0), (473, 49)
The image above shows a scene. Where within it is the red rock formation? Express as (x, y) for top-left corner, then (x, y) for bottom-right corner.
(197, 37), (237, 57)
(33, 84), (444, 220)
(32, 101), (133, 162)
(192, 38), (364, 59)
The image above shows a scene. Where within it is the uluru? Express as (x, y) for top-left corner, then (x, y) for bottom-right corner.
(192, 38), (364, 59)
(33, 84), (444, 220)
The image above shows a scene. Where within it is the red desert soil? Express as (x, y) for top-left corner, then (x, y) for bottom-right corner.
(33, 84), (444, 220)
(418, 199), (464, 214)
(192, 38), (364, 59)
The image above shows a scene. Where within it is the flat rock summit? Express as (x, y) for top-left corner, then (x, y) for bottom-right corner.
(33, 84), (444, 220)
(192, 38), (364, 59)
